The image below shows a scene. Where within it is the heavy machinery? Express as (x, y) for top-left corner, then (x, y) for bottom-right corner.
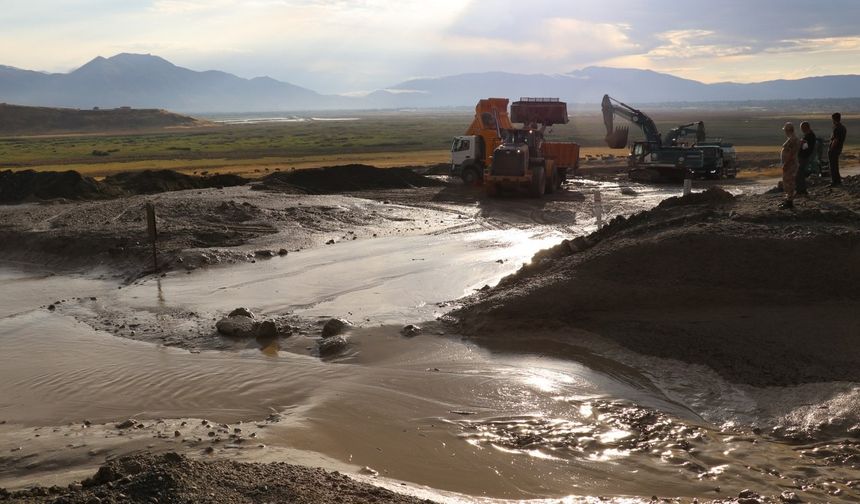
(602, 94), (706, 182)
(451, 98), (580, 197)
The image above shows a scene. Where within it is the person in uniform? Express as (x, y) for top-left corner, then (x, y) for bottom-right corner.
(829, 112), (847, 187)
(780, 122), (800, 209)
(796, 121), (816, 196)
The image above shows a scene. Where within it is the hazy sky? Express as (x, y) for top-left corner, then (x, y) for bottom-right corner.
(4, 0), (860, 94)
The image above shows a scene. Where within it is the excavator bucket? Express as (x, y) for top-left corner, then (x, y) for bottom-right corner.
(602, 94), (629, 149)
(606, 126), (629, 149)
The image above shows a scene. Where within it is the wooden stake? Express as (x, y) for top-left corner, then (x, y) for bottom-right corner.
(145, 202), (158, 272)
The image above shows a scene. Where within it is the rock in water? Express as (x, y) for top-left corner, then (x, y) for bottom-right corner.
(318, 335), (350, 357)
(257, 320), (278, 339)
(321, 318), (351, 338)
(228, 307), (255, 319)
(216, 315), (258, 338)
(400, 324), (422, 337)
(115, 419), (136, 429)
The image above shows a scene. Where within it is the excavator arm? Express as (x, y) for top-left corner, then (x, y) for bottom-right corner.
(602, 94), (662, 149)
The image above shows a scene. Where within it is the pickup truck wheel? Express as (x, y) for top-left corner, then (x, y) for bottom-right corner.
(530, 166), (546, 198)
(557, 167), (567, 190)
(461, 167), (480, 186)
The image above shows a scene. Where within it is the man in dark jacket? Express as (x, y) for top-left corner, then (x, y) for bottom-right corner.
(797, 121), (816, 196)
(829, 112), (847, 186)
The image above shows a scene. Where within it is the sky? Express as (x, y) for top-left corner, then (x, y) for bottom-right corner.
(3, 0), (860, 94)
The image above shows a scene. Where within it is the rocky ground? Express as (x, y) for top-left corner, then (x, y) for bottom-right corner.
(450, 175), (860, 388)
(0, 452), (437, 504)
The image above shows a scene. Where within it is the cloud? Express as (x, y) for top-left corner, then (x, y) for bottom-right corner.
(3, 0), (860, 92)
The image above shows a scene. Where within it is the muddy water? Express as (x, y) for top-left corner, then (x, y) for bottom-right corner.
(2, 180), (859, 502)
(118, 229), (566, 325)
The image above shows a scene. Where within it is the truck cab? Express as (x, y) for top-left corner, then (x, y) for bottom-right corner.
(450, 135), (485, 184)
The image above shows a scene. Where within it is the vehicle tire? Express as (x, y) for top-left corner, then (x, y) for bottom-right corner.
(557, 167), (567, 190)
(461, 166), (480, 186)
(546, 168), (557, 194)
(530, 166), (546, 198)
(485, 182), (498, 197)
(726, 161), (736, 178)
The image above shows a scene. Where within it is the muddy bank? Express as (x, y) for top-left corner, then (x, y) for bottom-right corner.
(256, 164), (445, 194)
(0, 169), (247, 204)
(451, 178), (860, 387)
(0, 452), (435, 504)
(0, 184), (464, 278)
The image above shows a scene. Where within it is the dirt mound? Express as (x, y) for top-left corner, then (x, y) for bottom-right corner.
(1, 452), (434, 504)
(0, 170), (122, 203)
(103, 169), (247, 194)
(258, 164), (445, 194)
(1, 169), (248, 204)
(656, 186), (735, 209)
(452, 177), (860, 387)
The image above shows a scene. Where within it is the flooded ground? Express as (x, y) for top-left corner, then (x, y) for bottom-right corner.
(2, 174), (858, 502)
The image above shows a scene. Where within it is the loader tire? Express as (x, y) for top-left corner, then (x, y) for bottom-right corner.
(530, 166), (546, 198)
(485, 182), (499, 197)
(546, 168), (557, 194)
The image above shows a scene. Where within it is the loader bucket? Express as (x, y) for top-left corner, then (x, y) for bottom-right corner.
(606, 126), (629, 149)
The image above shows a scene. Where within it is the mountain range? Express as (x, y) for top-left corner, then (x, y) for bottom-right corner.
(2, 53), (860, 113)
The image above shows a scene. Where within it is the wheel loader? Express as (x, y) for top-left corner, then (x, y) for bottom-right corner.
(450, 98), (580, 197)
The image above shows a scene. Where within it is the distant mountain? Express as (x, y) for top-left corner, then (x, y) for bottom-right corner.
(0, 53), (352, 112)
(375, 66), (860, 107)
(2, 54), (860, 112)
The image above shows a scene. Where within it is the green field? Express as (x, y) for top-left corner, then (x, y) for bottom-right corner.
(2, 109), (857, 177)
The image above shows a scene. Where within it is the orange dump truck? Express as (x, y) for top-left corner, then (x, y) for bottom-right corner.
(450, 97), (580, 197)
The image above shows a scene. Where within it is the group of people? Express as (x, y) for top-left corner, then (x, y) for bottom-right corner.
(780, 112), (847, 209)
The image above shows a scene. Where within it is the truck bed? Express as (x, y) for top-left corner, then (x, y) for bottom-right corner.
(542, 142), (580, 169)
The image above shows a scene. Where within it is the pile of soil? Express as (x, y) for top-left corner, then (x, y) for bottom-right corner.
(103, 170), (247, 194)
(258, 164), (445, 194)
(451, 177), (860, 387)
(0, 452), (435, 504)
(0, 170), (247, 204)
(0, 170), (122, 203)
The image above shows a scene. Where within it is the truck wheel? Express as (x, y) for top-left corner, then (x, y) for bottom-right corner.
(546, 168), (557, 194)
(557, 167), (567, 190)
(530, 166), (546, 198)
(461, 166), (480, 186)
(726, 162), (736, 178)
(485, 182), (498, 197)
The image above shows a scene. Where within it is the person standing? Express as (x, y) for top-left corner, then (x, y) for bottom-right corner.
(780, 122), (800, 209)
(829, 112), (847, 186)
(796, 121), (816, 196)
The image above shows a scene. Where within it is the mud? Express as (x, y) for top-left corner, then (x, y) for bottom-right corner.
(0, 169), (247, 204)
(452, 176), (860, 387)
(0, 185), (465, 278)
(256, 164), (445, 194)
(3, 166), (860, 503)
